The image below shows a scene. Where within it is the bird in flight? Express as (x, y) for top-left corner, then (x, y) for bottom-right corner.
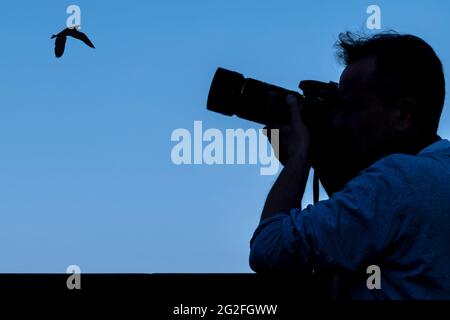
(51, 27), (95, 58)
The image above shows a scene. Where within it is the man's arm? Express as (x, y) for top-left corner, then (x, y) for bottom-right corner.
(261, 149), (311, 221)
(260, 95), (311, 221)
(251, 156), (409, 273)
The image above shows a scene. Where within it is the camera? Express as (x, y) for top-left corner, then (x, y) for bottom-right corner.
(206, 67), (339, 127)
(206, 67), (355, 198)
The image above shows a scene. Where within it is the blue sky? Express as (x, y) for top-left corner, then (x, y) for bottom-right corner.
(0, 0), (449, 272)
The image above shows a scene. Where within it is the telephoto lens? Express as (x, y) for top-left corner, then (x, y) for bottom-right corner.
(207, 67), (339, 127)
(207, 67), (302, 125)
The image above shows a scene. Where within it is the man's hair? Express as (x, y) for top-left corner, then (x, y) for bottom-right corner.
(335, 31), (445, 134)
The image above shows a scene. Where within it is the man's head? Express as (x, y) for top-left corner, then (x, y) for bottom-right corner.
(316, 32), (446, 195)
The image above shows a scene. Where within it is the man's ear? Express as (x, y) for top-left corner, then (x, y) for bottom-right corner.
(392, 97), (417, 132)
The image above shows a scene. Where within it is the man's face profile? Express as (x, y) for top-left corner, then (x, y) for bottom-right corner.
(336, 54), (397, 172)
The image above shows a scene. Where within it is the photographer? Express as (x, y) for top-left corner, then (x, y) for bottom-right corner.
(249, 32), (450, 299)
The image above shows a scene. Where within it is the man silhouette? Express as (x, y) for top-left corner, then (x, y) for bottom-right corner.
(249, 32), (450, 299)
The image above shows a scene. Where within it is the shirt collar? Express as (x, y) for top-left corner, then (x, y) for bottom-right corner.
(418, 138), (450, 155)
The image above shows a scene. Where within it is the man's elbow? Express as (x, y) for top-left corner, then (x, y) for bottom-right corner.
(249, 237), (286, 273)
(249, 231), (308, 273)
(249, 213), (299, 273)
(249, 245), (272, 273)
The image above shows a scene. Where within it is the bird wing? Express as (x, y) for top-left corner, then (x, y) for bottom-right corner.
(54, 36), (67, 58)
(69, 29), (95, 48)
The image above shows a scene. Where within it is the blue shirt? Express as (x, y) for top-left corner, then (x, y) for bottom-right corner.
(249, 139), (450, 299)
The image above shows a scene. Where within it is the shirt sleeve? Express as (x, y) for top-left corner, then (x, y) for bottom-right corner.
(249, 156), (413, 273)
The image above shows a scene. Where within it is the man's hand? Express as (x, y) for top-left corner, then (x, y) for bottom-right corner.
(264, 95), (310, 166)
(260, 95), (312, 221)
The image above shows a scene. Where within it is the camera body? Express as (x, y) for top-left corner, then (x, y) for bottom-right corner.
(206, 67), (354, 197)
